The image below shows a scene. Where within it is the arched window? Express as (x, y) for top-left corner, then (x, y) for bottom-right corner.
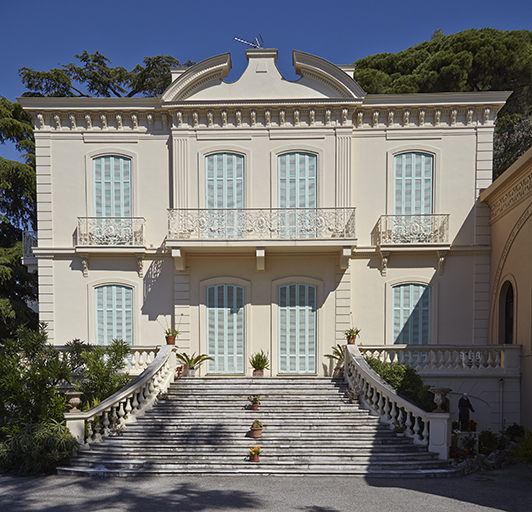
(278, 283), (317, 373)
(94, 156), (131, 217)
(393, 284), (431, 345)
(206, 153), (244, 209)
(206, 284), (245, 373)
(499, 281), (514, 344)
(95, 285), (133, 345)
(394, 153), (433, 215)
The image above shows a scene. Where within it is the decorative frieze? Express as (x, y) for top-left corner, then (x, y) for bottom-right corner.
(85, 113), (92, 130)
(490, 169), (532, 221)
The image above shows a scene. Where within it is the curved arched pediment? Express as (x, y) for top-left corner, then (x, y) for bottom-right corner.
(292, 51), (366, 100)
(161, 53), (232, 103)
(161, 49), (365, 104)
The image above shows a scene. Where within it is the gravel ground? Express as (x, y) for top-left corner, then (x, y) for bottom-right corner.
(0, 464), (531, 512)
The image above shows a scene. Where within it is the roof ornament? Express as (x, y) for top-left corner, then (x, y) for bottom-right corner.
(233, 34), (264, 48)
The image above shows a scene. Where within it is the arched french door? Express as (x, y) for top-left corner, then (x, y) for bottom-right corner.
(278, 283), (317, 374)
(206, 284), (245, 373)
(499, 281), (514, 344)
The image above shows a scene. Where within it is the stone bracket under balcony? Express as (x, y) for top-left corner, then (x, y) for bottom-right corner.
(375, 214), (450, 276)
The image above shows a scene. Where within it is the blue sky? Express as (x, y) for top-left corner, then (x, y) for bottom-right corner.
(1, 0), (531, 160)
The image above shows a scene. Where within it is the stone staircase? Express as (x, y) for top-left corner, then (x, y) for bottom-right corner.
(58, 377), (458, 477)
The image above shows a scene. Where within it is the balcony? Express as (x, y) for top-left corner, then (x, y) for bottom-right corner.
(376, 214), (449, 246)
(167, 208), (356, 269)
(77, 217), (146, 247)
(167, 207), (356, 242)
(375, 214), (450, 276)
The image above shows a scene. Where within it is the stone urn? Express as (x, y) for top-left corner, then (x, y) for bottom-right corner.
(429, 387), (452, 413)
(66, 391), (83, 412)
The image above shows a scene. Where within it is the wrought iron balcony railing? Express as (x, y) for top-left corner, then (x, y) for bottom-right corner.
(77, 217), (146, 246)
(168, 208), (356, 241)
(23, 231), (38, 258)
(376, 214), (449, 245)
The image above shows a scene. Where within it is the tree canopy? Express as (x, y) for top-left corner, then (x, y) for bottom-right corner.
(352, 28), (532, 178)
(0, 97), (38, 338)
(20, 51), (195, 98)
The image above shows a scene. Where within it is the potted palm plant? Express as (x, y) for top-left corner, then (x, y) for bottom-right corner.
(344, 327), (361, 344)
(165, 328), (179, 345)
(325, 344), (345, 377)
(175, 352), (214, 377)
(249, 350), (270, 377)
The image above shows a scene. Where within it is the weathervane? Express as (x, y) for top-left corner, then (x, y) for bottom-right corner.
(233, 34), (264, 49)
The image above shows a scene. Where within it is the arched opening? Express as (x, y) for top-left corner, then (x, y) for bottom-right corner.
(499, 281), (515, 344)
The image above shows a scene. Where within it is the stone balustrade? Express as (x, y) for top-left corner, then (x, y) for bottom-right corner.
(23, 230), (38, 258)
(168, 207), (356, 240)
(64, 345), (176, 444)
(345, 345), (451, 459)
(358, 344), (521, 377)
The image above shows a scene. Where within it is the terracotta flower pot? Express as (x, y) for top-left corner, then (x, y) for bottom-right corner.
(165, 335), (175, 345)
(347, 335), (356, 345)
(251, 454), (260, 462)
(253, 369), (264, 377)
(251, 404), (259, 410)
(250, 428), (263, 439)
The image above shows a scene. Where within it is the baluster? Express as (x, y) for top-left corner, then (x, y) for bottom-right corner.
(421, 421), (429, 444)
(87, 419), (94, 443)
(487, 350), (494, 368)
(118, 400), (126, 426)
(495, 349), (502, 369)
(477, 351), (485, 369)
(93, 413), (103, 442)
(405, 411), (414, 437)
(413, 416), (422, 442)
(371, 388), (380, 414)
(102, 410), (110, 436)
(125, 396), (134, 423)
(444, 350), (452, 370)
(377, 394), (385, 416)
(389, 402), (398, 429)
(430, 350), (437, 370)
(383, 396), (391, 421)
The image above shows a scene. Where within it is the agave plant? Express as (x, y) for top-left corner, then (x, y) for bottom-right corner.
(175, 352), (214, 369)
(249, 350), (270, 370)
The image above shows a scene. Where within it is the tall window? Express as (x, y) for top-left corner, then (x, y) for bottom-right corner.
(278, 283), (317, 373)
(394, 153), (433, 215)
(94, 156), (131, 217)
(206, 284), (245, 373)
(499, 281), (514, 344)
(278, 153), (317, 238)
(95, 285), (133, 345)
(393, 284), (430, 345)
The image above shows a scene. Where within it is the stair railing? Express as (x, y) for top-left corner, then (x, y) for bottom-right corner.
(65, 345), (176, 445)
(345, 344), (451, 459)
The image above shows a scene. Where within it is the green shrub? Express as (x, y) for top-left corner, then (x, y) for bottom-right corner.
(479, 430), (499, 455)
(364, 357), (437, 412)
(513, 429), (532, 464)
(76, 339), (131, 407)
(0, 420), (78, 475)
(506, 423), (526, 442)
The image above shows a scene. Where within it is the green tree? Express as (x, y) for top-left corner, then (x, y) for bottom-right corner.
(0, 97), (38, 339)
(20, 51), (195, 98)
(352, 28), (532, 178)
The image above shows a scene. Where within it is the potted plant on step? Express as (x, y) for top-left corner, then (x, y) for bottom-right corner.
(344, 327), (361, 344)
(249, 446), (262, 462)
(249, 350), (270, 377)
(325, 344), (345, 377)
(165, 328), (179, 345)
(176, 352), (214, 377)
(250, 419), (263, 439)
(248, 395), (261, 410)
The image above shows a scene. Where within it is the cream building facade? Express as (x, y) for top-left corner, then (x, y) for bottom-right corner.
(21, 49), (519, 429)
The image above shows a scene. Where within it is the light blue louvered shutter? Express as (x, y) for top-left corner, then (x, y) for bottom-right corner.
(279, 284), (317, 373)
(94, 156), (131, 217)
(206, 284), (245, 373)
(95, 285), (133, 345)
(393, 284), (430, 345)
(278, 153), (317, 238)
(394, 153), (433, 215)
(205, 153), (244, 238)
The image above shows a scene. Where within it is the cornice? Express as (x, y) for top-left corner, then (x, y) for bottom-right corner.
(362, 91), (511, 107)
(18, 97), (160, 110)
